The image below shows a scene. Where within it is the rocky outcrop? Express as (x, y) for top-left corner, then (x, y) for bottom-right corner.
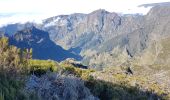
(25, 73), (98, 100)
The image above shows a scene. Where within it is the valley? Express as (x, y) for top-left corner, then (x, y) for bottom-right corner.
(0, 2), (170, 100)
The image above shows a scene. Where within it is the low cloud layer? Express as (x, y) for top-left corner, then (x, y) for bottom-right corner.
(0, 0), (169, 26)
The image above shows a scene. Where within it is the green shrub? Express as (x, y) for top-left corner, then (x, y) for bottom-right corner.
(0, 37), (33, 76)
(28, 59), (58, 76)
(60, 62), (95, 80)
(0, 92), (4, 100)
(0, 37), (39, 100)
(0, 74), (24, 100)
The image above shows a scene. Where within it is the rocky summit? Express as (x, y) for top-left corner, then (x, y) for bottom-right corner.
(40, 4), (170, 69)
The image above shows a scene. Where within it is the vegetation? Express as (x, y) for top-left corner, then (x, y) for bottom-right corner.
(28, 59), (58, 76)
(84, 69), (170, 100)
(59, 61), (170, 100)
(60, 61), (95, 80)
(0, 37), (53, 100)
(0, 37), (22, 75)
(0, 37), (170, 100)
(0, 73), (25, 100)
(0, 37), (27, 100)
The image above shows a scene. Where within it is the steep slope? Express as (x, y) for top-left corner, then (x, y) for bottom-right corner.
(41, 4), (170, 68)
(41, 9), (145, 68)
(58, 60), (170, 100)
(42, 10), (144, 53)
(129, 36), (170, 87)
(9, 26), (82, 61)
(1, 3), (170, 69)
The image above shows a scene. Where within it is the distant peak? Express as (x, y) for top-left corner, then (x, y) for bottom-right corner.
(139, 2), (170, 8)
(90, 9), (109, 14)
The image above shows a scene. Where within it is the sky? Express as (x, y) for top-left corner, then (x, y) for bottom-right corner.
(0, 0), (170, 26)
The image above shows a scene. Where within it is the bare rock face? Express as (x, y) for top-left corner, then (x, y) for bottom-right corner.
(42, 9), (143, 51)
(1, 3), (170, 68)
(41, 9), (145, 68)
(25, 73), (98, 100)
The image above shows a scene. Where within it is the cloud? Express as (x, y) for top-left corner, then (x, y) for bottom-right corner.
(0, 13), (44, 26)
(0, 0), (169, 26)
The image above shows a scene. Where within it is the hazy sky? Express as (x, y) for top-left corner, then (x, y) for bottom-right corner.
(0, 0), (169, 26)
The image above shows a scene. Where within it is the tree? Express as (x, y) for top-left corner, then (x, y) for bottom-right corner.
(0, 37), (32, 75)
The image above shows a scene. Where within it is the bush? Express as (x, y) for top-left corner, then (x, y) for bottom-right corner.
(0, 92), (4, 100)
(0, 73), (24, 100)
(60, 62), (95, 80)
(0, 37), (39, 100)
(28, 59), (58, 76)
(0, 37), (33, 76)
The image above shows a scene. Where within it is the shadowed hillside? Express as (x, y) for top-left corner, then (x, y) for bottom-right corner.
(9, 27), (82, 61)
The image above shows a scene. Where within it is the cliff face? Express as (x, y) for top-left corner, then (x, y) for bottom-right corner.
(42, 9), (144, 52)
(9, 26), (82, 61)
(1, 3), (170, 68)
(40, 5), (170, 68)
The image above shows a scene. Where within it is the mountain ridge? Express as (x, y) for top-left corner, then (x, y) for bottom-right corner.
(8, 26), (82, 61)
(0, 3), (170, 68)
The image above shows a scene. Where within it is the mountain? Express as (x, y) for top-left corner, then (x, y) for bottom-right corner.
(0, 23), (35, 36)
(1, 2), (170, 69)
(40, 3), (170, 68)
(139, 2), (170, 7)
(42, 9), (144, 53)
(8, 26), (82, 61)
(1, 2), (170, 100)
(40, 9), (144, 68)
(1, 37), (168, 100)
